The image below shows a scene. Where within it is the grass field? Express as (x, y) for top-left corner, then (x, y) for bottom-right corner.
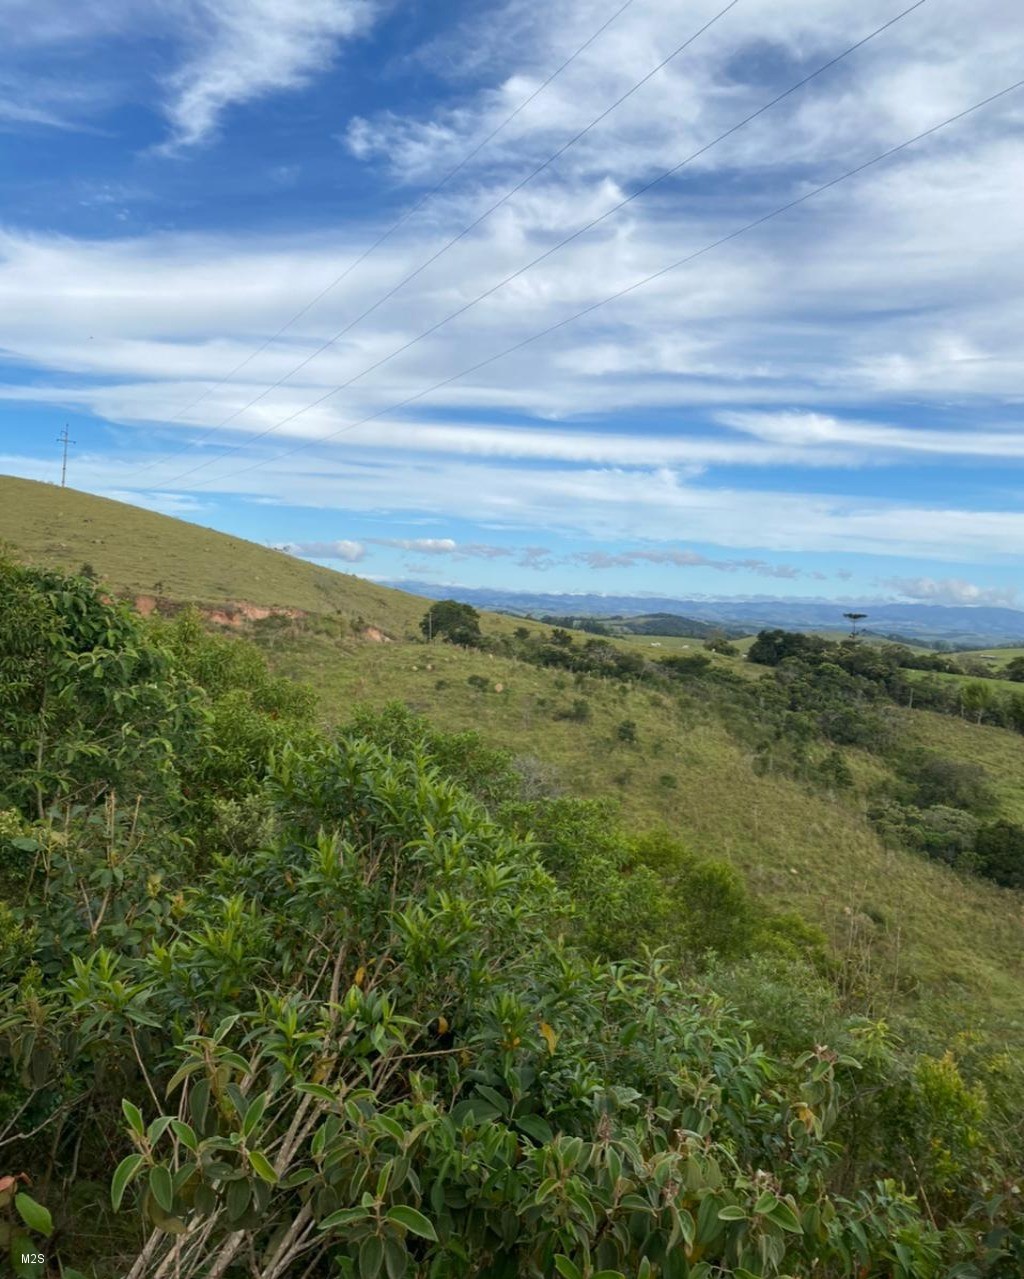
(904, 666), (1024, 697)
(263, 624), (1024, 1040)
(5, 474), (1024, 1041)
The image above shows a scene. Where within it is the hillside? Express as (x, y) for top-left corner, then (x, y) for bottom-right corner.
(7, 556), (1023, 1278)
(0, 474), (428, 632)
(3, 474), (1024, 1041)
(395, 580), (1024, 646)
(266, 625), (1024, 1040)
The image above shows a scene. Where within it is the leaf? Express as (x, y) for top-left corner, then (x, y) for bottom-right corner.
(14, 1193), (52, 1237)
(766, 1201), (803, 1233)
(248, 1151), (278, 1184)
(111, 1154), (144, 1211)
(148, 1165), (174, 1214)
(296, 1083), (338, 1103)
(242, 1092), (268, 1141)
(386, 1205), (438, 1241)
(319, 1206), (371, 1231)
(170, 1120), (198, 1152)
(384, 1234), (409, 1279)
(516, 1114), (553, 1144)
(534, 1177), (560, 1204)
(717, 1204), (747, 1221)
(226, 1178), (251, 1222)
(359, 1235), (383, 1279)
(155, 1215), (188, 1235)
(147, 1116), (173, 1146)
(122, 1098), (145, 1138)
(553, 1259), (582, 1279)
(539, 1021), (558, 1054)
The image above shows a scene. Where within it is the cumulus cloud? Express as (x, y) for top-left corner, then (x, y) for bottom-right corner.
(279, 538), (366, 562)
(882, 577), (1019, 607)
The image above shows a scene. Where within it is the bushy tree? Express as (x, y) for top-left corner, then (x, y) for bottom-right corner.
(420, 600), (482, 646)
(1, 561), (1023, 1277)
(975, 819), (1024, 888)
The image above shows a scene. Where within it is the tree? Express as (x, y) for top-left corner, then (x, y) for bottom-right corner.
(843, 611), (868, 640)
(420, 599), (482, 646)
(975, 820), (1024, 888)
(1003, 656), (1024, 682)
(704, 632), (738, 656)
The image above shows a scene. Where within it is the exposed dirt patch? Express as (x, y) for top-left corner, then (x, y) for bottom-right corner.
(362, 626), (392, 644)
(131, 595), (306, 628)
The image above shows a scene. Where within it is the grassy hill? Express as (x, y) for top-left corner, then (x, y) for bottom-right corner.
(4, 473), (1024, 1041)
(264, 625), (1024, 1040)
(0, 474), (428, 632)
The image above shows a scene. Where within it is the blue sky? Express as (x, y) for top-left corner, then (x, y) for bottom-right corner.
(2, 0), (1024, 606)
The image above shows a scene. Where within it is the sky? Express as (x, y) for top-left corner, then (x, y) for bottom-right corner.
(2, 0), (1024, 607)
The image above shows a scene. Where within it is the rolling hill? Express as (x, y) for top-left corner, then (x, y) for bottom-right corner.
(3, 473), (1023, 1042)
(396, 581), (1024, 646)
(0, 474), (427, 632)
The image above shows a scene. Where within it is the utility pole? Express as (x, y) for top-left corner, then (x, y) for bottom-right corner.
(57, 425), (75, 488)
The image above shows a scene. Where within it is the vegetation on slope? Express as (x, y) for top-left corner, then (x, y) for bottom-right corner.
(259, 615), (1024, 1041)
(2, 557), (1024, 1279)
(0, 475), (426, 631)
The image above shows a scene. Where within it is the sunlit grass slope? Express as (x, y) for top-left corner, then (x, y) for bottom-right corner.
(3, 472), (1022, 1040)
(0, 474), (429, 631)
(267, 627), (1024, 1041)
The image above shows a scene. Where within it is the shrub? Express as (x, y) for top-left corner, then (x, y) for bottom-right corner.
(554, 698), (591, 723)
(975, 819), (1024, 888)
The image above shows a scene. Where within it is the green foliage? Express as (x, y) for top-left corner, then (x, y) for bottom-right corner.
(420, 600), (482, 647)
(1, 562), (1023, 1276)
(555, 698), (592, 724)
(974, 820), (1024, 888)
(704, 634), (739, 657)
(901, 752), (995, 813)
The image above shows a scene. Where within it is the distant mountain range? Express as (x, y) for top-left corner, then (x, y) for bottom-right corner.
(390, 582), (1024, 647)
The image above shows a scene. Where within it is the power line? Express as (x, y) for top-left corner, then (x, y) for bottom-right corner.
(181, 76), (1024, 495)
(155, 0), (930, 488)
(57, 425), (75, 488)
(139, 0), (743, 481)
(130, 0), (639, 474)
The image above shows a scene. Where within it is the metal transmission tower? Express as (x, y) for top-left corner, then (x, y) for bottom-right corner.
(57, 425), (75, 488)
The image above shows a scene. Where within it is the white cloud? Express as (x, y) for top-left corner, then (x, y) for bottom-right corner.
(883, 577), (1019, 607)
(0, 0), (379, 146)
(9, 445), (1024, 567)
(2, 0), (1024, 579)
(162, 0), (377, 150)
(719, 411), (1024, 459)
(279, 538), (366, 562)
(572, 548), (802, 578)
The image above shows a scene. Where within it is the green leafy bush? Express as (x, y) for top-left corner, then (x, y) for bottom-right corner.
(1, 560), (1023, 1277)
